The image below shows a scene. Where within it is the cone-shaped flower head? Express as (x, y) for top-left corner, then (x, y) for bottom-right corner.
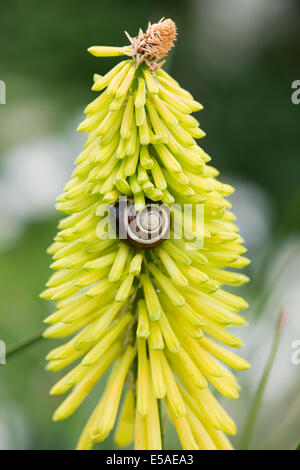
(42, 18), (250, 450)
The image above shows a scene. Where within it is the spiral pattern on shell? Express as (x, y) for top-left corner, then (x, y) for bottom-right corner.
(112, 198), (170, 248)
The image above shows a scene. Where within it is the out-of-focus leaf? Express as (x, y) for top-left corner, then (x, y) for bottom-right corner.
(240, 308), (287, 450)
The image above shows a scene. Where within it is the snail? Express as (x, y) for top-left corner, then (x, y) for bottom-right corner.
(111, 197), (170, 249)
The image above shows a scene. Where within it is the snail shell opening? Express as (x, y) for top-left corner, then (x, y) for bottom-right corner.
(112, 198), (170, 249)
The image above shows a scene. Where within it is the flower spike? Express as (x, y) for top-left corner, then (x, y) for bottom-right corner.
(42, 18), (250, 451)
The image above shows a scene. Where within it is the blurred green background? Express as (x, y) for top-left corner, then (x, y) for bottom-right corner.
(0, 0), (299, 450)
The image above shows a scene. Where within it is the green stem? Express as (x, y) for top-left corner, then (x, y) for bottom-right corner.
(240, 307), (287, 450)
(6, 329), (44, 359)
(158, 399), (165, 450)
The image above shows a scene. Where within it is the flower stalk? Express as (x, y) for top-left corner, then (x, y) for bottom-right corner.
(6, 329), (44, 359)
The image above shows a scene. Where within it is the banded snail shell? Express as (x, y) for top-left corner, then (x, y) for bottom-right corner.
(112, 198), (170, 249)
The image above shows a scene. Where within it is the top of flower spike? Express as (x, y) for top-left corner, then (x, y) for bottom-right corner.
(125, 18), (177, 70)
(88, 18), (177, 71)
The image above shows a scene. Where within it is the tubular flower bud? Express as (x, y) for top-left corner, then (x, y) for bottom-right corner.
(42, 18), (250, 450)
